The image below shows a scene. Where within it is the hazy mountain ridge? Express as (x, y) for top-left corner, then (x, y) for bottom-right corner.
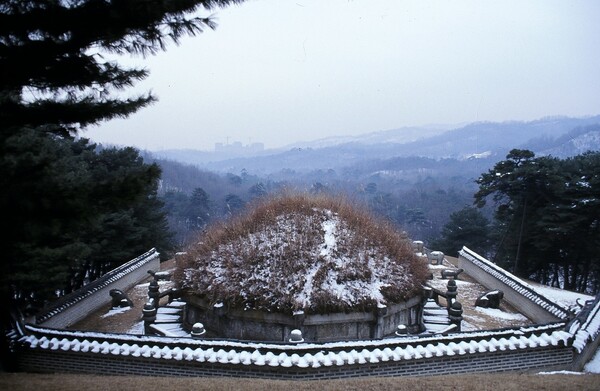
(536, 124), (600, 157)
(152, 115), (600, 176)
(150, 125), (450, 166)
(284, 125), (452, 149)
(150, 116), (600, 245)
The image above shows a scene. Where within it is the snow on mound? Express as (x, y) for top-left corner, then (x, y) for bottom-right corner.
(174, 194), (428, 314)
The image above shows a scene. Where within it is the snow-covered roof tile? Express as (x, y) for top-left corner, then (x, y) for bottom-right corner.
(15, 320), (579, 369)
(570, 296), (600, 352)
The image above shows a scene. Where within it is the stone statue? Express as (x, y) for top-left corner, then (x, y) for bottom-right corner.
(475, 290), (504, 309)
(441, 268), (464, 279)
(109, 288), (133, 308)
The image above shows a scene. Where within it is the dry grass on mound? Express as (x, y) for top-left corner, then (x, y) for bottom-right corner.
(174, 192), (429, 314)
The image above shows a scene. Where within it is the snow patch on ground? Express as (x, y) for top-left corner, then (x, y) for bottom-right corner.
(584, 347), (600, 374)
(538, 370), (584, 375)
(101, 306), (132, 318)
(426, 262), (533, 330)
(297, 262), (320, 308)
(529, 283), (594, 311)
(128, 321), (144, 335)
(473, 307), (530, 321)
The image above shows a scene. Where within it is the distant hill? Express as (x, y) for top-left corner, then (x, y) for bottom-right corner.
(151, 115), (600, 176)
(284, 124), (453, 149)
(536, 124), (600, 157)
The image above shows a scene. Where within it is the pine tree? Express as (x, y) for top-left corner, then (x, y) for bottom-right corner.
(186, 187), (212, 228)
(431, 207), (491, 257)
(531, 152), (600, 292)
(1, 130), (97, 305)
(474, 149), (540, 273)
(0, 1), (245, 368)
(1, 0), (243, 136)
(475, 150), (600, 293)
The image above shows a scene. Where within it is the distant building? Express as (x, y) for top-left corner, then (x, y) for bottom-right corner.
(214, 141), (264, 155)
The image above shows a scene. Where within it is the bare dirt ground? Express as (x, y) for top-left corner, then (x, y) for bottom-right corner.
(427, 256), (530, 330)
(68, 277), (152, 334)
(69, 259), (178, 334)
(1, 372), (599, 391)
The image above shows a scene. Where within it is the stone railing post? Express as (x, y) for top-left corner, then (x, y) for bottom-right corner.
(412, 240), (424, 253)
(374, 304), (388, 339)
(142, 301), (157, 335)
(448, 301), (463, 332)
(429, 251), (444, 265)
(148, 280), (160, 307)
(293, 310), (305, 329)
(445, 279), (457, 308)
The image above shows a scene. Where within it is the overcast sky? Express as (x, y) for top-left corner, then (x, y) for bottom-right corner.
(84, 0), (600, 151)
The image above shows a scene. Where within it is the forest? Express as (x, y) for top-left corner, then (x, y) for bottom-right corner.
(148, 152), (483, 247)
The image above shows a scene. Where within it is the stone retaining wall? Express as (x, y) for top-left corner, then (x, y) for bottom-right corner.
(16, 344), (573, 379)
(457, 246), (571, 323)
(35, 248), (160, 329)
(14, 321), (577, 379)
(183, 295), (423, 342)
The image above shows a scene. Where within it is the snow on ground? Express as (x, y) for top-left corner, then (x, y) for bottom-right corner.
(529, 283), (594, 311)
(539, 370), (584, 375)
(584, 346), (600, 374)
(426, 261), (532, 330)
(101, 306), (132, 318)
(128, 321), (144, 335)
(72, 253), (600, 376)
(319, 213), (338, 258)
(473, 306), (529, 322)
(426, 256), (600, 375)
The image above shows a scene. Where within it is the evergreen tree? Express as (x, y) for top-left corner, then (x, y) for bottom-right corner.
(224, 193), (245, 216)
(248, 182), (268, 199)
(1, 0), (243, 136)
(186, 187), (212, 228)
(1, 130), (96, 306)
(81, 146), (173, 284)
(1, 0), (245, 366)
(1, 133), (172, 304)
(475, 149), (600, 293)
(530, 152), (600, 292)
(474, 149), (542, 273)
(431, 207), (491, 257)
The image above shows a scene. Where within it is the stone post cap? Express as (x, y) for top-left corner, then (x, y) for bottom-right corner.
(395, 324), (408, 336)
(191, 322), (206, 338)
(142, 301), (157, 322)
(289, 329), (304, 343)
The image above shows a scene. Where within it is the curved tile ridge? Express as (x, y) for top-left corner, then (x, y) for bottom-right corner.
(570, 296), (600, 353)
(459, 246), (572, 320)
(35, 248), (159, 324)
(19, 323), (571, 368)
